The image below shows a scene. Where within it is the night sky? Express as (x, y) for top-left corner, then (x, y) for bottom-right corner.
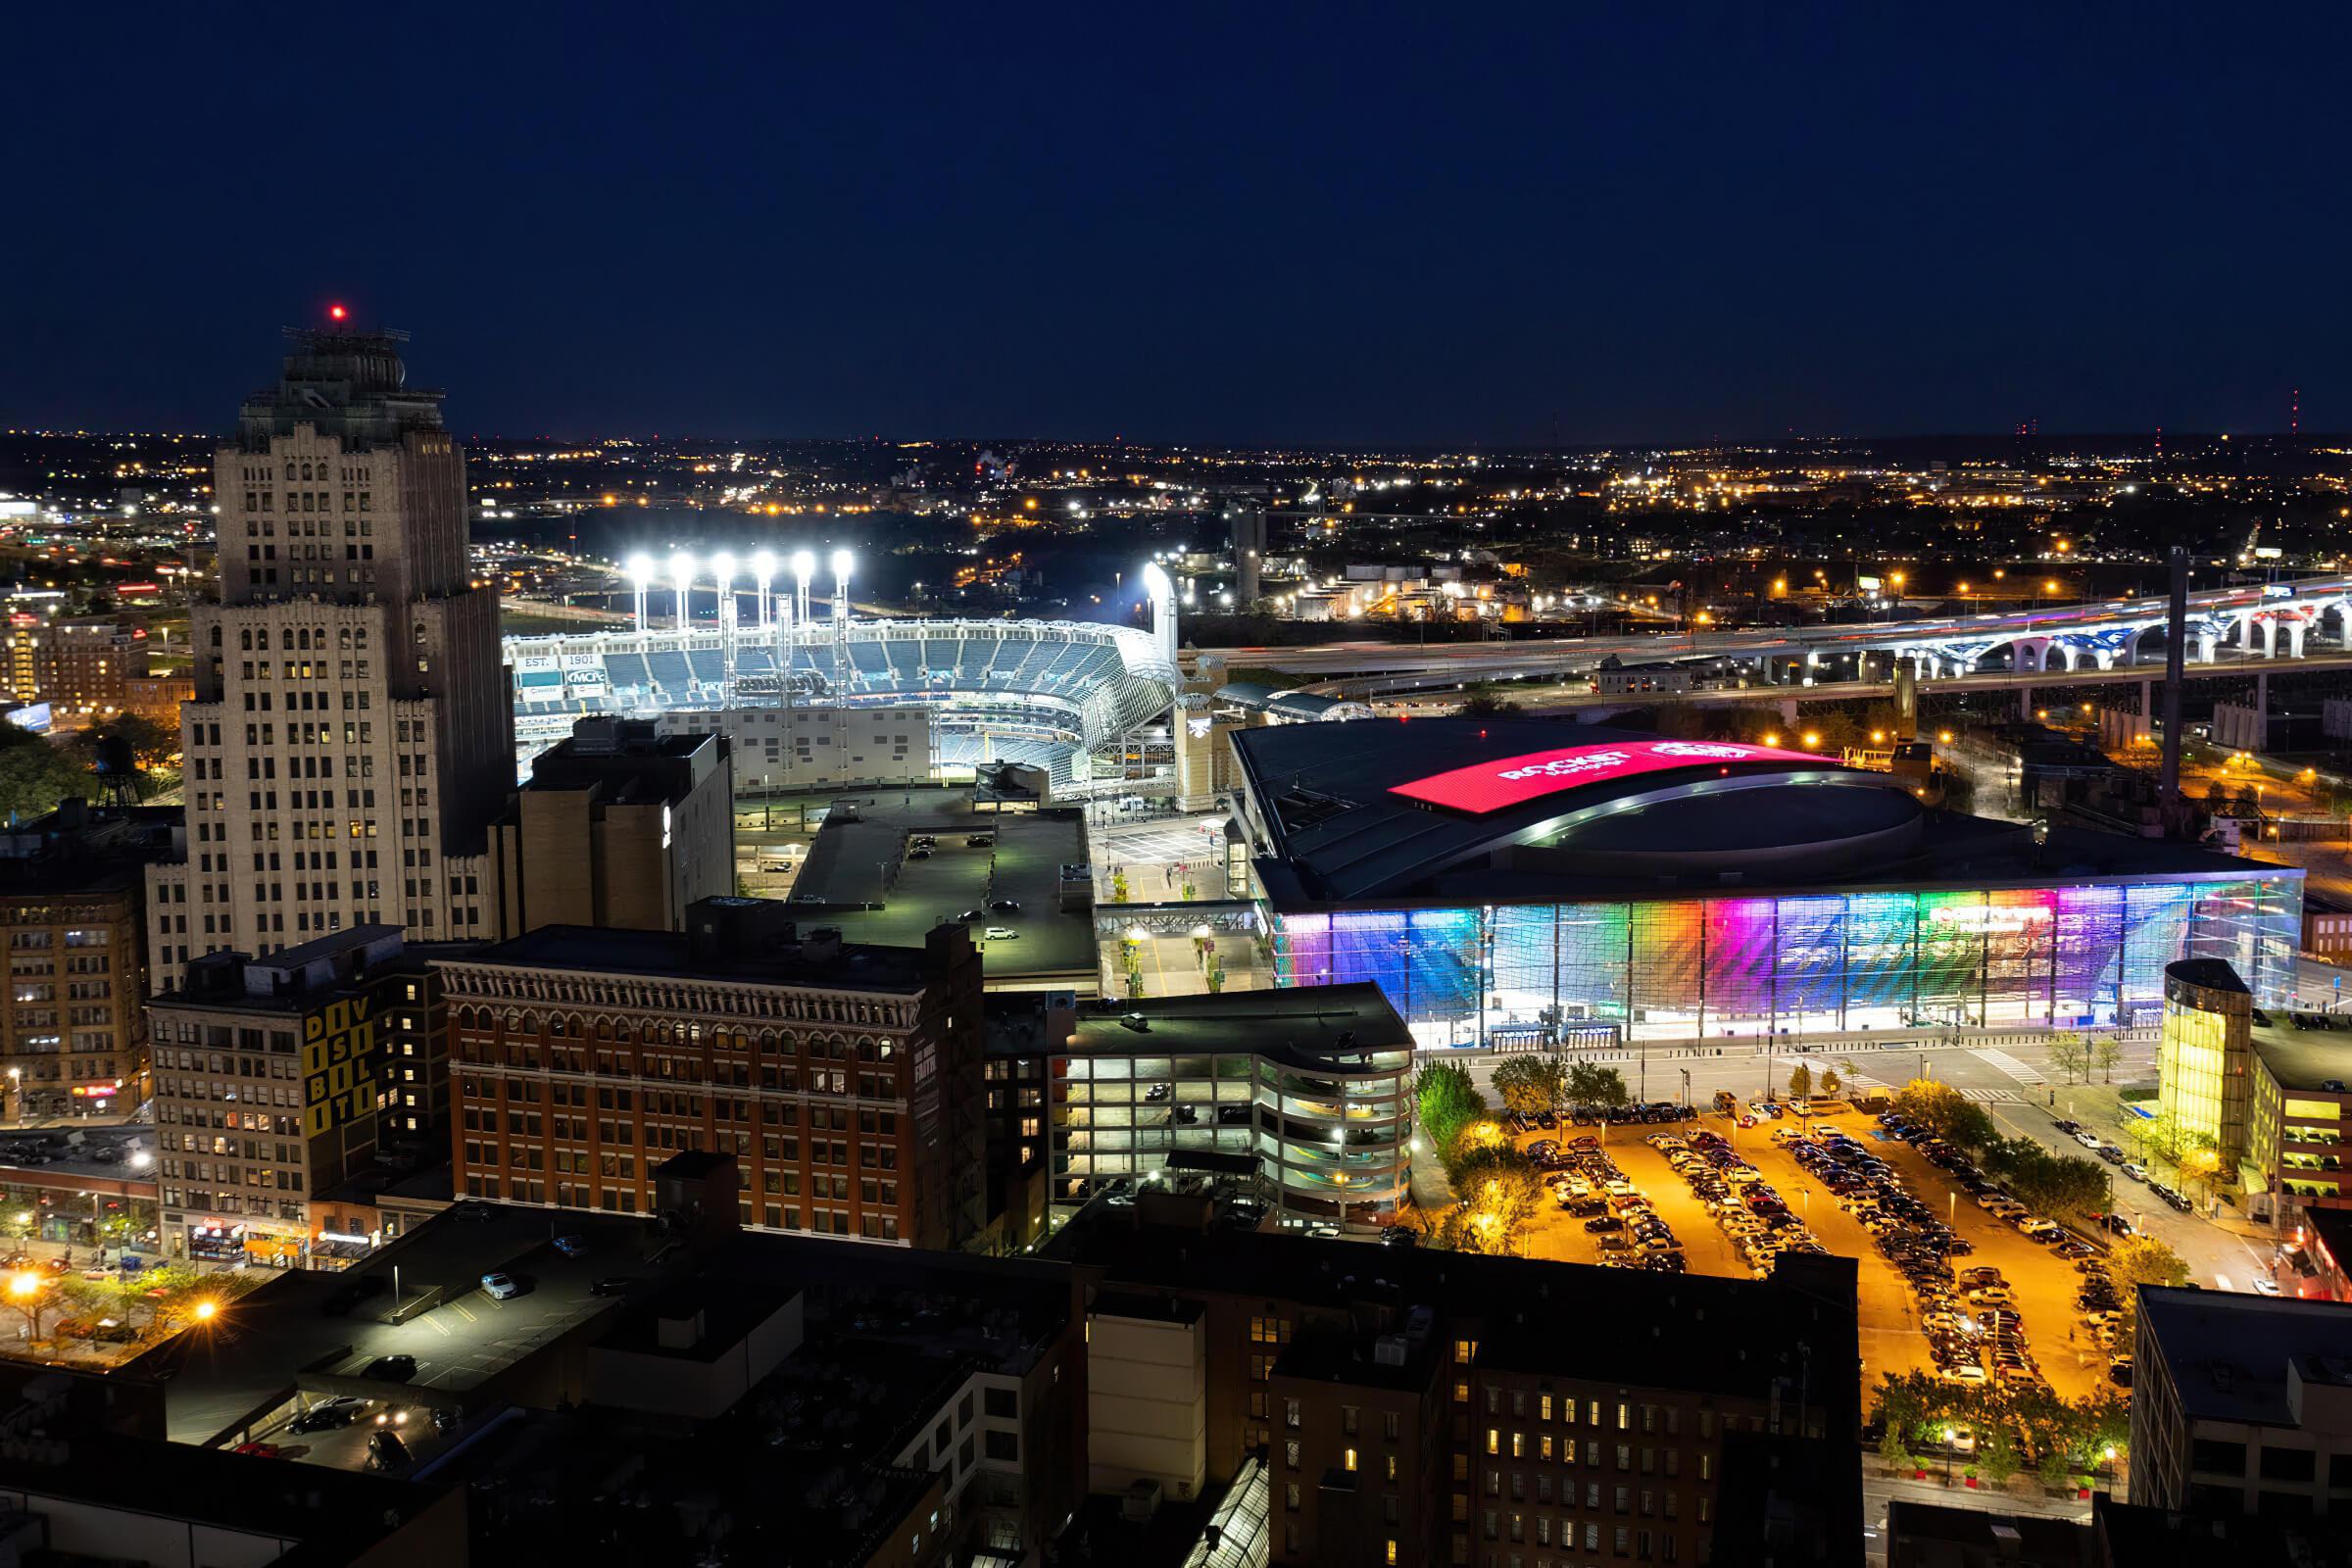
(9, 5), (2348, 446)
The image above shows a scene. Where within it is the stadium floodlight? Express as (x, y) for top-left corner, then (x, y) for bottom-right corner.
(669, 550), (697, 586)
(750, 549), (779, 629)
(710, 551), (737, 581)
(830, 548), (854, 580)
(792, 549), (816, 582)
(625, 553), (655, 588)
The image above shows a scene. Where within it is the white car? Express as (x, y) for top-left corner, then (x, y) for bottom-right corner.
(2121, 1162), (2149, 1183)
(2074, 1131), (2102, 1151)
(2251, 1278), (2281, 1297)
(983, 926), (1018, 941)
(480, 1272), (520, 1300)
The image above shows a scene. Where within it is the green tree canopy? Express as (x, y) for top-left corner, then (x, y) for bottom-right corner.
(1492, 1055), (1568, 1116)
(1889, 1079), (1998, 1150)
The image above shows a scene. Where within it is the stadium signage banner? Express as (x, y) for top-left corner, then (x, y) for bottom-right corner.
(1389, 740), (1834, 814)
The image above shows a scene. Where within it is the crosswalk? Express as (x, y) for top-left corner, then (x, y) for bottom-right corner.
(1957, 1087), (2025, 1104)
(1972, 1047), (2046, 1087)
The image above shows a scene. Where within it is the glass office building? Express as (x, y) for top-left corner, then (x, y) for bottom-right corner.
(1267, 875), (2303, 1052)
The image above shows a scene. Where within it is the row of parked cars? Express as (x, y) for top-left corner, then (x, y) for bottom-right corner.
(2051, 1118), (2195, 1211)
(1657, 1128), (1828, 1278)
(1540, 1136), (1686, 1273)
(1506, 1102), (1694, 1134)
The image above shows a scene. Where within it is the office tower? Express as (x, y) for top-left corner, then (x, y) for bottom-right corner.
(146, 326), (513, 991)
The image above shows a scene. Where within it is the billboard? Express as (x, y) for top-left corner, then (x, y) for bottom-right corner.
(1388, 739), (1839, 815)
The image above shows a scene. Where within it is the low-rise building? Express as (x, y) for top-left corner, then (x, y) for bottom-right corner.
(1043, 1199), (1863, 1568)
(652, 702), (935, 793)
(146, 924), (449, 1269)
(2130, 1285), (2352, 1517)
(1049, 984), (1414, 1226)
(0, 802), (178, 1118)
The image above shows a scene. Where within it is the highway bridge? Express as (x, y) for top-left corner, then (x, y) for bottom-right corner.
(1207, 572), (2352, 698)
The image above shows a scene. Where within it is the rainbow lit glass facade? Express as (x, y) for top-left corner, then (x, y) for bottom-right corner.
(1266, 875), (2302, 1049)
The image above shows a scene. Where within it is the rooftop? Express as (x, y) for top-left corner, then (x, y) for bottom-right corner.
(452, 897), (970, 994)
(1044, 1201), (1858, 1407)
(2137, 1285), (2352, 1425)
(1064, 983), (1413, 1074)
(778, 785), (1098, 989)
(1235, 716), (2295, 906)
(2250, 1019), (2352, 1093)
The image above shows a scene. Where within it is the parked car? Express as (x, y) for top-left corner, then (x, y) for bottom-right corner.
(983, 926), (1019, 942)
(481, 1272), (521, 1300)
(363, 1354), (416, 1383)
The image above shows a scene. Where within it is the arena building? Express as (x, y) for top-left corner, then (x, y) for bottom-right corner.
(1228, 716), (2304, 1052)
(503, 595), (1181, 791)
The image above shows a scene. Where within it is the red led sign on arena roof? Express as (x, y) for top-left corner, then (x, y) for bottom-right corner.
(1388, 739), (1836, 815)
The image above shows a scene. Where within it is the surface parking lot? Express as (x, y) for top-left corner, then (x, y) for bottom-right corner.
(1510, 1107), (2125, 1402)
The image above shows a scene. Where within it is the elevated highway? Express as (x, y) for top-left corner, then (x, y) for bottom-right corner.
(1206, 572), (2352, 697)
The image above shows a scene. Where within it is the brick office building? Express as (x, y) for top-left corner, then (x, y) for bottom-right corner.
(440, 898), (986, 1249)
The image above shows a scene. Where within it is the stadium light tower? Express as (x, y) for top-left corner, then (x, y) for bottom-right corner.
(1140, 561), (1177, 664)
(669, 550), (697, 629)
(710, 552), (739, 632)
(750, 549), (778, 631)
(625, 553), (655, 632)
(792, 549), (816, 628)
(830, 548), (854, 631)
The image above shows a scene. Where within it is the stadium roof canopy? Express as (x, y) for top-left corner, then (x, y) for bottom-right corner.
(1231, 716), (2274, 907)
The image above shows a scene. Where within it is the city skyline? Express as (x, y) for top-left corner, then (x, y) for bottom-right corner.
(9, 5), (2351, 445)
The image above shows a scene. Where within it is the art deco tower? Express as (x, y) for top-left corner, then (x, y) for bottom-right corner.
(146, 324), (512, 988)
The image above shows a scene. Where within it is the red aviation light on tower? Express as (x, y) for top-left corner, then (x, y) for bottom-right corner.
(327, 303), (349, 322)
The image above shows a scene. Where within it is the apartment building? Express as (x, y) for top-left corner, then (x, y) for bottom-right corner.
(440, 898), (986, 1249)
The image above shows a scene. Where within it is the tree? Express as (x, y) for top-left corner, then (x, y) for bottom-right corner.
(1977, 1426), (2023, 1489)
(2109, 1234), (2190, 1297)
(1878, 1426), (1916, 1475)
(1980, 1136), (2111, 1218)
(1819, 1067), (1842, 1100)
(1492, 1055), (1568, 1117)
(1889, 1079), (1998, 1151)
(2091, 1036), (2124, 1084)
(1786, 1063), (1812, 1101)
(1448, 1145), (1546, 1254)
(2045, 1031), (2090, 1086)
(1415, 1062), (1487, 1161)
(0, 729), (94, 825)
(1566, 1061), (1631, 1113)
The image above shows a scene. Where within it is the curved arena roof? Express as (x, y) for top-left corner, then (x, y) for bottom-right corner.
(505, 618), (1180, 783)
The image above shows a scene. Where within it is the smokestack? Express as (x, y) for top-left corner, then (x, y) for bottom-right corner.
(2160, 546), (2187, 825)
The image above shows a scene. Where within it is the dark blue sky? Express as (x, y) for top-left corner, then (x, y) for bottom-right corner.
(8, 4), (2347, 446)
